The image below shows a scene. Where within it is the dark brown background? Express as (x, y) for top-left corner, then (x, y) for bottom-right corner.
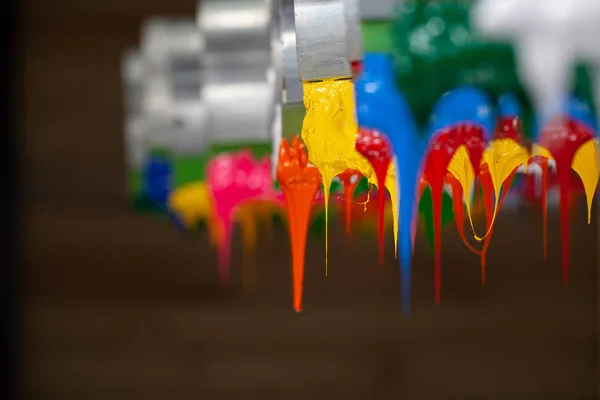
(18, 0), (599, 398)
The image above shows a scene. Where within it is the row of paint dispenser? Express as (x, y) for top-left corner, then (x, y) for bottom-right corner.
(121, 0), (395, 213)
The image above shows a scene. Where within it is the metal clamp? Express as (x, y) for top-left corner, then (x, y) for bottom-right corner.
(124, 0), (376, 157)
(198, 0), (280, 144)
(345, 0), (363, 65)
(293, 0), (353, 81)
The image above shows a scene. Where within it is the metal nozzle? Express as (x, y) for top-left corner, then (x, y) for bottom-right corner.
(345, 0), (363, 65)
(293, 0), (353, 81)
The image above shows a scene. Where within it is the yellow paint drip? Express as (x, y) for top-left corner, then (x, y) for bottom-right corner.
(448, 139), (529, 242)
(389, 159), (399, 259)
(571, 139), (600, 223)
(301, 79), (399, 272)
(532, 144), (553, 160)
(447, 145), (476, 237)
(168, 182), (220, 244)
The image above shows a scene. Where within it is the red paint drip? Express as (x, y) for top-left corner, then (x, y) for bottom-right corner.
(539, 117), (595, 286)
(476, 117), (525, 284)
(423, 124), (485, 304)
(356, 128), (393, 266)
(445, 173), (481, 256)
(337, 169), (361, 234)
(479, 165), (493, 285)
(217, 222), (233, 285)
(479, 165), (516, 284)
(540, 157), (548, 261)
(414, 176), (429, 254)
(351, 60), (363, 77)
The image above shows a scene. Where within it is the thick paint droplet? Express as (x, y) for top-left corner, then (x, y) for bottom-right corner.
(206, 150), (278, 284)
(423, 137), (453, 305)
(301, 79), (398, 274)
(450, 137), (528, 242)
(355, 53), (418, 313)
(422, 124), (485, 304)
(477, 117), (526, 282)
(356, 127), (394, 266)
(571, 140), (600, 224)
(533, 117), (597, 286)
(277, 136), (322, 313)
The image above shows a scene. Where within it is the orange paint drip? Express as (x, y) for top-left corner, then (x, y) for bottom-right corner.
(337, 169), (361, 234)
(356, 128), (393, 266)
(534, 117), (598, 286)
(277, 136), (322, 313)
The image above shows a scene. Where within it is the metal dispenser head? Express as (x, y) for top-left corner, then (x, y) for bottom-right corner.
(123, 18), (208, 171)
(198, 0), (280, 145)
(294, 0), (353, 81)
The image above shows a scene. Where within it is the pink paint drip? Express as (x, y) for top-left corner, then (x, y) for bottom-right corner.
(207, 150), (282, 284)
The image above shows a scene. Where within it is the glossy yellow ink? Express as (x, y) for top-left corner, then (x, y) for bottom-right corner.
(168, 182), (220, 244)
(535, 140), (600, 224)
(532, 144), (553, 160)
(448, 139), (529, 241)
(301, 79), (398, 272)
(446, 145), (476, 236)
(389, 161), (399, 259)
(571, 140), (600, 223)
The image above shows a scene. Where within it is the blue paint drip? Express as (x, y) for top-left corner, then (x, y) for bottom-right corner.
(567, 96), (597, 133)
(143, 155), (173, 211)
(355, 53), (419, 313)
(498, 93), (522, 118)
(428, 86), (496, 141)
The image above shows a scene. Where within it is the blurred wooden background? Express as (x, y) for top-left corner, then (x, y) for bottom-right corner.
(18, 0), (599, 398)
